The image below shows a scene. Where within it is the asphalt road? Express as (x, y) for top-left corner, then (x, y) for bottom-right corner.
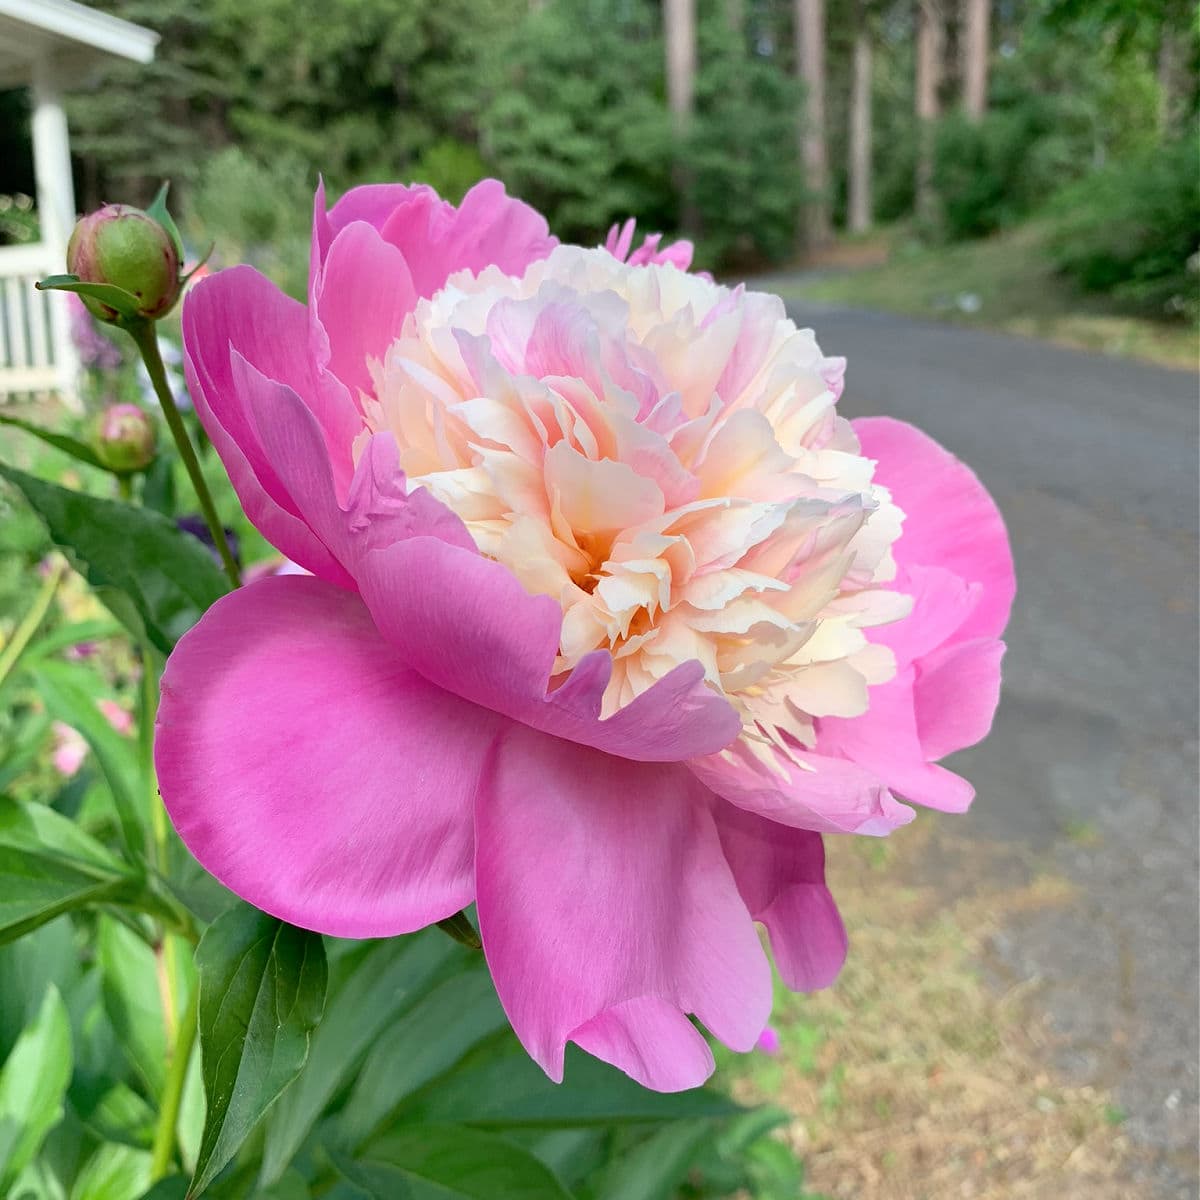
(784, 301), (1200, 1197)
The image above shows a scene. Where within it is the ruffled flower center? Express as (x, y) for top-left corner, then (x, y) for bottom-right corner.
(357, 246), (909, 755)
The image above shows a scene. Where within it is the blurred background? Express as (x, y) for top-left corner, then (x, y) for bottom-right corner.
(1, 1), (1197, 1199)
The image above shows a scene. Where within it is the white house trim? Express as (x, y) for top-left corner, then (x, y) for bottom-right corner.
(0, 0), (157, 409)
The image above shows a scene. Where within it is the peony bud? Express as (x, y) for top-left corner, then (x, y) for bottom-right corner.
(67, 205), (181, 321)
(90, 403), (157, 473)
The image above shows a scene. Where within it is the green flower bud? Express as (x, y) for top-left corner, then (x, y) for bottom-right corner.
(67, 205), (182, 321)
(90, 403), (158, 473)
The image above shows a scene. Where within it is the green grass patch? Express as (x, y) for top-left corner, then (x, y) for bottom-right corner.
(768, 224), (1198, 371)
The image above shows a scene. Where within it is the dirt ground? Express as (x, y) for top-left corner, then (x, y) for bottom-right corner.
(732, 820), (1158, 1200)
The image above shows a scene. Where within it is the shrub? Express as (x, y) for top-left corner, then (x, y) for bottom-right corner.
(932, 108), (1055, 241)
(1047, 133), (1200, 319)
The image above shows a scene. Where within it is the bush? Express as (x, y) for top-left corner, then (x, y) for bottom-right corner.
(1048, 134), (1200, 319)
(481, 0), (674, 245)
(685, 13), (803, 269)
(932, 108), (1056, 241)
(183, 146), (315, 299)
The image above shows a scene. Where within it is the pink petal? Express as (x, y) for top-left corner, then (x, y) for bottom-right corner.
(819, 671), (976, 813)
(377, 178), (557, 298)
(690, 740), (914, 836)
(155, 575), (498, 938)
(873, 564), (981, 668)
(854, 417), (1014, 642)
(913, 636), (1006, 761)
(713, 802), (847, 991)
(356, 535), (741, 763)
(474, 726), (770, 1090)
(182, 268), (354, 586)
(228, 358), (473, 575)
(311, 221), (417, 404)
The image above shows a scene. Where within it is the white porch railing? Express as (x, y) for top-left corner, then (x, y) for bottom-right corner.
(0, 241), (79, 408)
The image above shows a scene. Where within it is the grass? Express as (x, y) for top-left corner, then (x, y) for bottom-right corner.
(721, 822), (1154, 1200)
(762, 224), (1199, 371)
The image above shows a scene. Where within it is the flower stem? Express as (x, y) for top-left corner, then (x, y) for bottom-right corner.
(127, 321), (241, 589)
(149, 982), (198, 1183)
(0, 557), (66, 690)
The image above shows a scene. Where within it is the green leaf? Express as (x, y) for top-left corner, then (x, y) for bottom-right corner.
(260, 932), (459, 1185)
(594, 1120), (715, 1200)
(177, 1042), (205, 1174)
(0, 414), (104, 470)
(337, 962), (508, 1147)
(0, 986), (72, 1193)
(190, 905), (327, 1198)
(70, 1142), (153, 1200)
(332, 1127), (574, 1200)
(0, 794), (127, 874)
(36, 276), (142, 319)
(28, 661), (143, 855)
(0, 465), (229, 654)
(0, 844), (128, 946)
(145, 183), (186, 265)
(97, 916), (169, 1098)
(20, 619), (124, 662)
(136, 1178), (189, 1200)
(83, 1083), (157, 1150)
(398, 1046), (741, 1130)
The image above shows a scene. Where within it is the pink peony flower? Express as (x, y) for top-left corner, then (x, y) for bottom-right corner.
(156, 179), (1013, 1092)
(51, 721), (87, 777)
(98, 698), (134, 736)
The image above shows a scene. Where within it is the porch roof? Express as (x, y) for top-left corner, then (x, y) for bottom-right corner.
(0, 0), (157, 89)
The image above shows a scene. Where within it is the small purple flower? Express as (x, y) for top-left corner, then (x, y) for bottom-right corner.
(755, 1026), (781, 1056)
(67, 293), (122, 370)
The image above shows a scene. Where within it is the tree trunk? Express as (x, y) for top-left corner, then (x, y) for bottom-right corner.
(914, 0), (944, 228)
(795, 0), (832, 247)
(664, 0), (699, 235)
(847, 23), (873, 234)
(962, 0), (989, 121)
(1157, 24), (1181, 135)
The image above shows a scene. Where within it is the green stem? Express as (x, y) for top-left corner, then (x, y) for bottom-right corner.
(128, 320), (241, 589)
(149, 983), (198, 1183)
(117, 475), (133, 502)
(0, 558), (66, 690)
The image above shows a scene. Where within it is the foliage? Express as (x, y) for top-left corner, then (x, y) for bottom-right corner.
(0, 316), (812, 1199)
(1047, 133), (1200, 319)
(481, 0), (675, 245)
(686, 9), (804, 267)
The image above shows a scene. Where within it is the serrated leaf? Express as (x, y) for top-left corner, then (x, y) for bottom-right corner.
(0, 986), (72, 1193)
(260, 932), (459, 1185)
(332, 1127), (573, 1200)
(0, 844), (128, 946)
(189, 906), (327, 1198)
(0, 465), (229, 654)
(0, 414), (104, 469)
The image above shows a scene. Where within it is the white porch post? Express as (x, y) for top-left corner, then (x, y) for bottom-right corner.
(30, 53), (81, 409)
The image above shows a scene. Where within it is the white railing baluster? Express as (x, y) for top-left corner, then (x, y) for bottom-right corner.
(0, 242), (78, 406)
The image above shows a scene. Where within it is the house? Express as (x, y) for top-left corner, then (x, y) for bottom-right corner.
(0, 0), (156, 408)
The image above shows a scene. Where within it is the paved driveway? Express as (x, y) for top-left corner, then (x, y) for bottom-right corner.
(785, 302), (1199, 1197)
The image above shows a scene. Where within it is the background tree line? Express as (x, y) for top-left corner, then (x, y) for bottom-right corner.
(2, 0), (1197, 317)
